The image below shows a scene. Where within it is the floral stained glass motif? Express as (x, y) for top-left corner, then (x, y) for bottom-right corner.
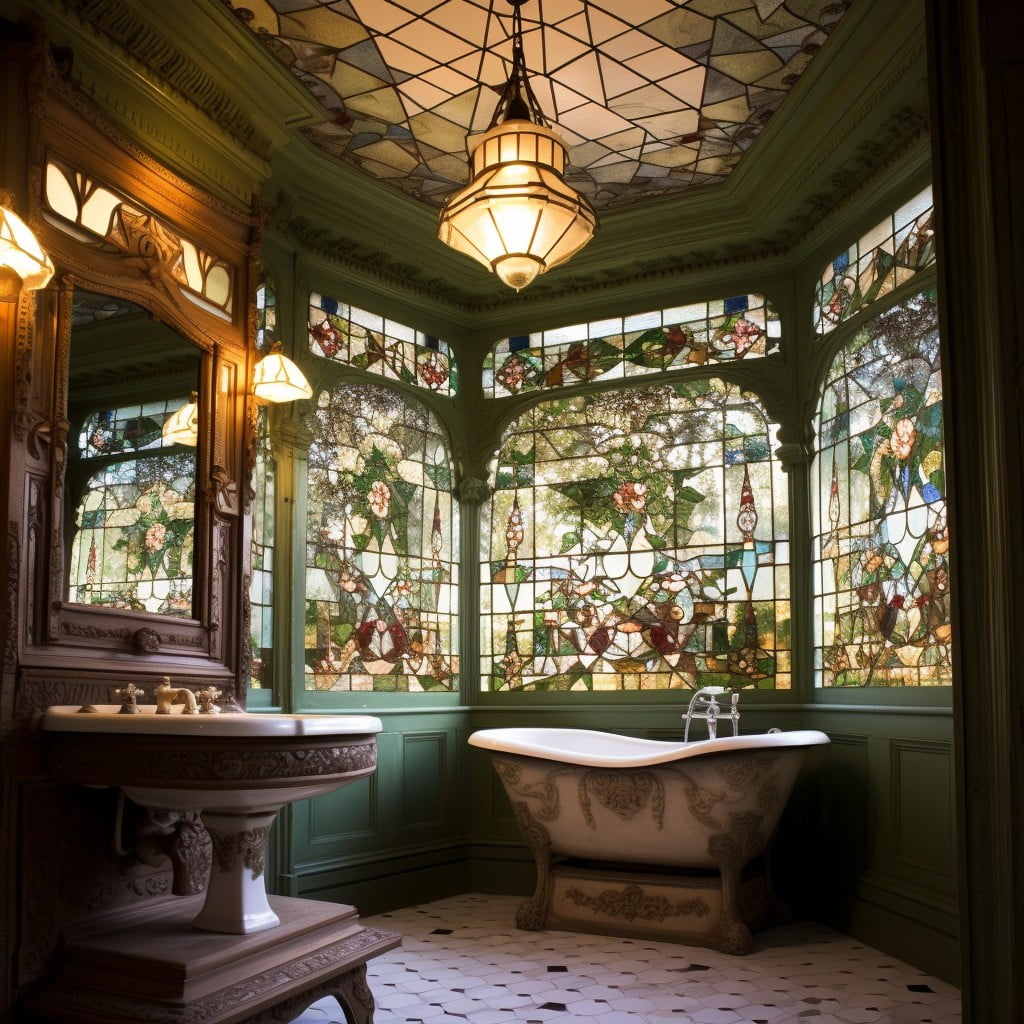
(304, 383), (458, 692)
(813, 289), (951, 687)
(484, 295), (779, 398)
(482, 380), (790, 692)
(68, 447), (195, 617)
(814, 186), (935, 335)
(249, 406), (274, 689)
(309, 292), (457, 396)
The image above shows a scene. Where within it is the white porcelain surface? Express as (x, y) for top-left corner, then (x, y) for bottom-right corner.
(468, 726), (830, 767)
(42, 704), (382, 738)
(43, 703), (382, 934)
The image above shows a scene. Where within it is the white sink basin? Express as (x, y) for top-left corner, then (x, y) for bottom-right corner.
(42, 704), (383, 935)
(42, 703), (375, 737)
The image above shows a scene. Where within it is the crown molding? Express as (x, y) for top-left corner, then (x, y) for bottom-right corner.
(263, 0), (931, 330)
(10, 0), (324, 205)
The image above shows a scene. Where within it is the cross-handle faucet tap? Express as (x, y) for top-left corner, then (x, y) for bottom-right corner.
(114, 682), (143, 714)
(154, 678), (198, 715)
(683, 685), (740, 742)
(195, 686), (222, 714)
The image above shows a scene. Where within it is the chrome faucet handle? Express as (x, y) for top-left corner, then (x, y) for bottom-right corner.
(114, 682), (143, 715)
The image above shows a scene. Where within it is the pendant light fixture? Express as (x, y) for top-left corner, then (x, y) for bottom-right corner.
(437, 0), (598, 292)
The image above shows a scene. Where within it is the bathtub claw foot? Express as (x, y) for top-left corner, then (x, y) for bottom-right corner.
(716, 919), (753, 955)
(515, 899), (547, 931)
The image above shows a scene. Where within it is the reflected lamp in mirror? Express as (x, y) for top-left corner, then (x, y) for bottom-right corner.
(0, 204), (54, 294)
(252, 341), (312, 403)
(162, 391), (199, 446)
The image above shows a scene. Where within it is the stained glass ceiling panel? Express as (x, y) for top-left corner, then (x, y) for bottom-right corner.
(227, 0), (851, 210)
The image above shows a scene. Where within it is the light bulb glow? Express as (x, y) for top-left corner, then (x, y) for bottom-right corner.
(0, 206), (54, 291)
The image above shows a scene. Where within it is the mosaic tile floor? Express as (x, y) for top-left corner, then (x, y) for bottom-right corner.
(292, 893), (961, 1024)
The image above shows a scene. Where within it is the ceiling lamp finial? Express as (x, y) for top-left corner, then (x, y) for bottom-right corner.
(437, 0), (598, 292)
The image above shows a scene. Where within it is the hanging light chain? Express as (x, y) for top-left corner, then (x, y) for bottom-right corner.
(488, 0), (549, 129)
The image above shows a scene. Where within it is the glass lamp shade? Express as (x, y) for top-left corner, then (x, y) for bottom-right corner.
(438, 120), (598, 292)
(162, 395), (199, 447)
(252, 347), (313, 403)
(0, 205), (54, 291)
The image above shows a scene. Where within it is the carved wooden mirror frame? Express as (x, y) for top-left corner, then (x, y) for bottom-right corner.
(8, 31), (258, 709)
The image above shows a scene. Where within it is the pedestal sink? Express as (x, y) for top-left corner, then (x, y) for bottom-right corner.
(42, 705), (383, 935)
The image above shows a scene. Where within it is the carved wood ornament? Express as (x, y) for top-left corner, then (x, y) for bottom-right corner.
(8, 26), (259, 710)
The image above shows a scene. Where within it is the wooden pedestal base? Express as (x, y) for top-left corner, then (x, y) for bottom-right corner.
(21, 895), (401, 1023)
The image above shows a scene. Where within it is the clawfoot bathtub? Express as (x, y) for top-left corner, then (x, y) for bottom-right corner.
(469, 727), (829, 954)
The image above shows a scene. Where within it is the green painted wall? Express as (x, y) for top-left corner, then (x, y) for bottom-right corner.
(250, 145), (957, 985)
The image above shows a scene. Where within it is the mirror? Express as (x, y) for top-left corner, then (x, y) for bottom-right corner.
(63, 291), (201, 618)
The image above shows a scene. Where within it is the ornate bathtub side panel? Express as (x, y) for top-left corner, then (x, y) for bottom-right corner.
(490, 745), (807, 954)
(493, 748), (804, 869)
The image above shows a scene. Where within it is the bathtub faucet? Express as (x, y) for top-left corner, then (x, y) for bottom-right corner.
(154, 678), (198, 715)
(683, 686), (740, 742)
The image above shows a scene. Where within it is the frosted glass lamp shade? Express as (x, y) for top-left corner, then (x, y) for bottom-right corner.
(162, 395), (199, 447)
(0, 206), (54, 291)
(253, 346), (313, 403)
(438, 121), (597, 292)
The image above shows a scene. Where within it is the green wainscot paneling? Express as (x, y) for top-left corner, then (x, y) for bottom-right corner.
(276, 710), (472, 915)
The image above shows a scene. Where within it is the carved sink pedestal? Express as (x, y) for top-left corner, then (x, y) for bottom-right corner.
(31, 707), (400, 1022)
(22, 894), (400, 1024)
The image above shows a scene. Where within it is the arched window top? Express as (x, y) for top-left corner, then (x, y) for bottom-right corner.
(814, 185), (935, 335)
(303, 382), (459, 693)
(484, 293), (780, 399)
(482, 378), (790, 693)
(308, 291), (458, 396)
(813, 289), (951, 687)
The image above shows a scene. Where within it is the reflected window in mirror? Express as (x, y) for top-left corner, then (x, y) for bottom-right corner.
(250, 404), (275, 688)
(249, 274), (278, 687)
(65, 291), (201, 617)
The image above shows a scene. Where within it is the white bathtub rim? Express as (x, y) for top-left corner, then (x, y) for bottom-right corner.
(468, 727), (829, 767)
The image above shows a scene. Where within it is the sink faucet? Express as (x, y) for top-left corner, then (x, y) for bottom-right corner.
(683, 686), (740, 742)
(154, 678), (198, 715)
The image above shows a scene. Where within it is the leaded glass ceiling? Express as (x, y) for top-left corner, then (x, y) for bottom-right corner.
(227, 0), (852, 210)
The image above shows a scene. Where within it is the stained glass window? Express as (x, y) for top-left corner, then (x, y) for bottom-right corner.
(482, 380), (790, 692)
(814, 186), (935, 335)
(813, 289), (951, 687)
(309, 292), (458, 396)
(68, 399), (196, 616)
(304, 382), (458, 692)
(485, 295), (779, 398)
(249, 406), (274, 689)
(256, 279), (277, 354)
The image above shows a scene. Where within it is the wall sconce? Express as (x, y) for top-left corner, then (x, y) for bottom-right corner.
(252, 341), (313, 403)
(162, 392), (199, 446)
(437, 0), (598, 292)
(0, 203), (54, 298)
